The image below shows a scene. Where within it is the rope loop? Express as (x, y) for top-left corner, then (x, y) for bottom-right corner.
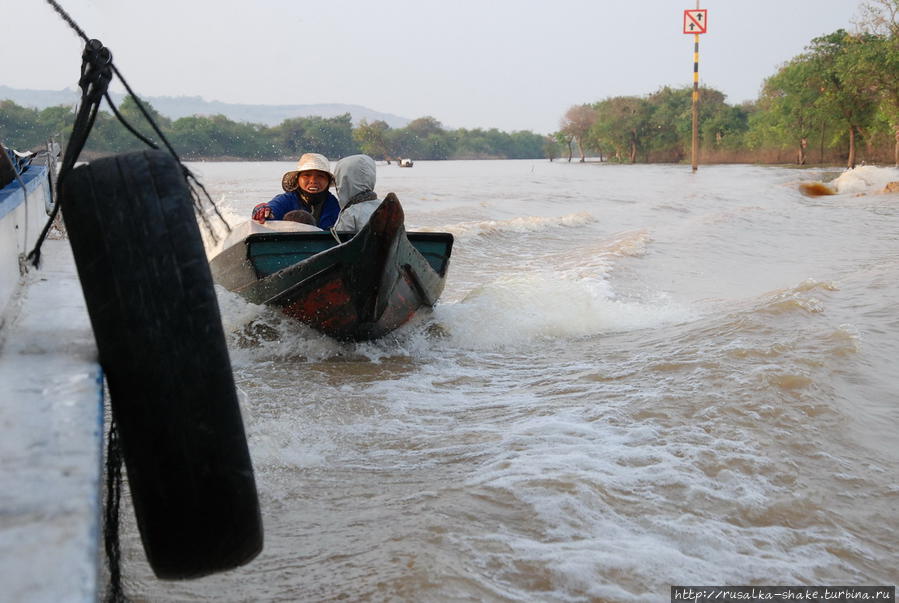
(28, 1), (233, 268)
(79, 39), (113, 105)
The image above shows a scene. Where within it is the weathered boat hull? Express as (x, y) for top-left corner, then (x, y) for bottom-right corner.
(210, 194), (453, 341)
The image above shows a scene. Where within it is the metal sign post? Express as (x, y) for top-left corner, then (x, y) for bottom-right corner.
(683, 5), (708, 172)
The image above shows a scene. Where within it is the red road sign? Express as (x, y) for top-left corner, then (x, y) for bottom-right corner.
(683, 9), (708, 34)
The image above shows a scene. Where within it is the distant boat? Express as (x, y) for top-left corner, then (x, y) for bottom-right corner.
(210, 194), (453, 341)
(399, 158), (414, 168)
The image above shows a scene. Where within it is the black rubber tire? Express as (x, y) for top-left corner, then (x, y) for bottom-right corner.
(60, 150), (262, 579)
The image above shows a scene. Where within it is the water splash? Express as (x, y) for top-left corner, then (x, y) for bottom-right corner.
(435, 272), (696, 349)
(801, 165), (899, 197)
(433, 212), (596, 239)
(832, 165), (899, 195)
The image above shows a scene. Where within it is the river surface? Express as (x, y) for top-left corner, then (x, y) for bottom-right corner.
(123, 160), (899, 602)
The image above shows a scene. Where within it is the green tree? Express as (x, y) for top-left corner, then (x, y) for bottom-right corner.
(752, 57), (823, 163)
(302, 114), (357, 158)
(397, 116), (451, 159)
(35, 105), (74, 144)
(85, 96), (172, 154)
(453, 128), (492, 158)
(805, 30), (882, 167)
(448, 128), (544, 159)
(169, 114), (275, 159)
(554, 131), (575, 162)
(423, 133), (453, 160)
(645, 87), (693, 162)
(0, 101), (54, 150)
(701, 91), (747, 148)
(173, 115), (240, 157)
(275, 116), (307, 157)
(854, 2), (899, 164)
(386, 127), (425, 159)
(506, 131), (546, 159)
(590, 96), (653, 163)
(405, 116), (444, 140)
(353, 119), (391, 160)
(543, 135), (560, 161)
(273, 114), (357, 159)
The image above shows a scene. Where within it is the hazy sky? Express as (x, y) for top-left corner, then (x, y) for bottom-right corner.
(5, 0), (866, 133)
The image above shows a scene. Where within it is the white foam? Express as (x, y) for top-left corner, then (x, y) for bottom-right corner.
(245, 413), (334, 470)
(435, 272), (696, 349)
(437, 212), (596, 239)
(602, 228), (652, 258)
(832, 165), (899, 194)
(199, 196), (245, 256)
(213, 265), (698, 359)
(214, 285), (268, 335)
(213, 285), (345, 364)
(457, 411), (860, 600)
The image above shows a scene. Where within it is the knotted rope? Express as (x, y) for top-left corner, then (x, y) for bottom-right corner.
(27, 0), (230, 269)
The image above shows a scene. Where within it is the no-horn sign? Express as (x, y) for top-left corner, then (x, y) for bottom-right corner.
(683, 9), (708, 34)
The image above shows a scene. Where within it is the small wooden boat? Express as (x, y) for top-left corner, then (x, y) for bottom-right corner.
(210, 194), (453, 341)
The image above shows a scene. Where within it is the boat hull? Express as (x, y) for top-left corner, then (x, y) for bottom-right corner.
(210, 195), (453, 341)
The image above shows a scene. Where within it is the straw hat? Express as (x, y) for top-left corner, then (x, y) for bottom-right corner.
(281, 153), (334, 192)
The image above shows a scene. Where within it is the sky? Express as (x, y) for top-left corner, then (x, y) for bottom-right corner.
(3, 0), (868, 134)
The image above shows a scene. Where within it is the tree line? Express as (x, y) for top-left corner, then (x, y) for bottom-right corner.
(3, 2), (897, 166)
(0, 97), (547, 161)
(558, 1), (899, 167)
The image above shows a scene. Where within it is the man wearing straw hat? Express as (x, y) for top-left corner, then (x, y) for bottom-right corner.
(251, 152), (340, 228)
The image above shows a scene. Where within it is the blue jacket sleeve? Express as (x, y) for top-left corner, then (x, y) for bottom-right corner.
(264, 192), (301, 220)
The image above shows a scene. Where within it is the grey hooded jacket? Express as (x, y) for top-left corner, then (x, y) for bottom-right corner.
(333, 154), (382, 231)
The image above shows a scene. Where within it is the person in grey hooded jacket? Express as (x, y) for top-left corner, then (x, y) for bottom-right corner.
(332, 154), (383, 231)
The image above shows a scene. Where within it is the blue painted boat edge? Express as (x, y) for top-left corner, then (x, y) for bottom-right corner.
(0, 165), (50, 221)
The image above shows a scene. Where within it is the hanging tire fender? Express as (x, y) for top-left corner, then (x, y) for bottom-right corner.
(60, 150), (263, 580)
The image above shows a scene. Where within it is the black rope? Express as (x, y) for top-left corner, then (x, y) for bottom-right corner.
(44, 0), (90, 43)
(27, 36), (110, 268)
(100, 37), (230, 239)
(98, 88), (228, 237)
(104, 418), (127, 603)
(103, 93), (159, 150)
(27, 0), (231, 268)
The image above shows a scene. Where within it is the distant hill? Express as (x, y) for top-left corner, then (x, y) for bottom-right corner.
(0, 85), (412, 128)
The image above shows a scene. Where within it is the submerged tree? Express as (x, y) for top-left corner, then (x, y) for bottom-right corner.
(553, 131), (575, 162)
(560, 104), (597, 162)
(543, 135), (560, 161)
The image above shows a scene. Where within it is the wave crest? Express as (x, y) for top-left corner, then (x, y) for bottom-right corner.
(437, 212), (597, 238)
